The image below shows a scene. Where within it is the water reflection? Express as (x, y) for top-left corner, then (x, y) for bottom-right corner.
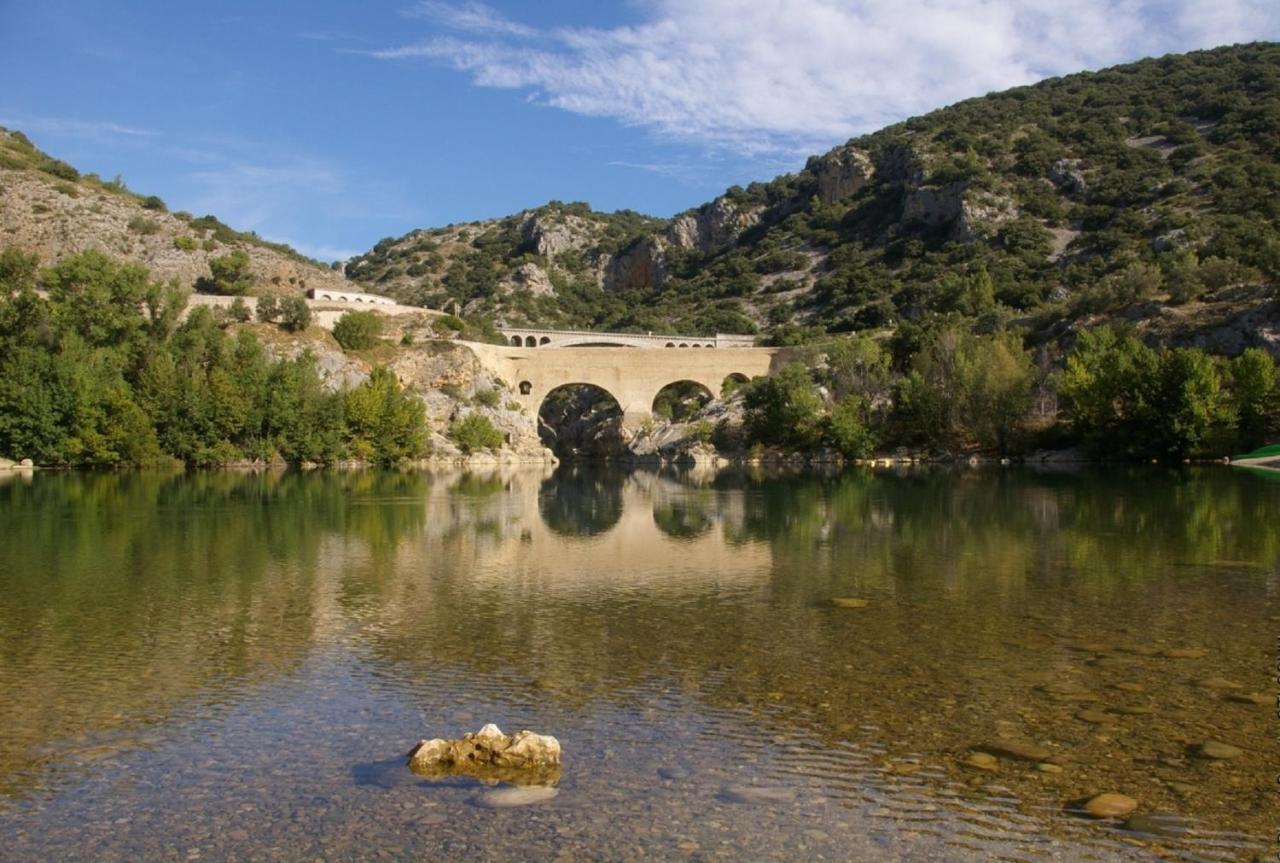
(0, 465), (1275, 861)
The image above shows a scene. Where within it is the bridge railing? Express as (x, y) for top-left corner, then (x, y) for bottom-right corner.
(499, 327), (757, 348)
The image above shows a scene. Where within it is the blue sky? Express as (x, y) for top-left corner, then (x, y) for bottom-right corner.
(2, 1), (1276, 262)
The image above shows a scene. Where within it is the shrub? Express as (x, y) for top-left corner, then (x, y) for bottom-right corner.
(332, 310), (383, 350)
(173, 236), (198, 252)
(227, 297), (251, 323)
(53, 182), (79, 198)
(197, 250), (253, 296)
(256, 294), (279, 322)
(140, 195), (166, 211)
(127, 216), (161, 236)
(473, 388), (500, 408)
(278, 296), (311, 332)
(449, 413), (504, 452)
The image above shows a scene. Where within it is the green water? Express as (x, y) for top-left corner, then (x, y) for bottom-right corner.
(0, 465), (1275, 861)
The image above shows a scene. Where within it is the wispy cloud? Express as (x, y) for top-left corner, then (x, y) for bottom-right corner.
(0, 114), (157, 139)
(368, 0), (1280, 156)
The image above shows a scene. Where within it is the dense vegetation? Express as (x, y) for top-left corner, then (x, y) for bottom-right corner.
(733, 329), (1277, 461)
(345, 44), (1278, 352)
(0, 250), (425, 467)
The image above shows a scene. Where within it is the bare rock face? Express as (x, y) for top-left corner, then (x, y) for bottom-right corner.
(604, 236), (666, 292)
(873, 145), (927, 186)
(1048, 159), (1087, 195)
(408, 724), (562, 785)
(808, 148), (874, 205)
(506, 261), (556, 298)
(519, 213), (594, 258)
(902, 182), (1015, 242)
(665, 197), (760, 253)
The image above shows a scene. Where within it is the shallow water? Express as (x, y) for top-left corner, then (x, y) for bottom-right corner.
(0, 465), (1275, 861)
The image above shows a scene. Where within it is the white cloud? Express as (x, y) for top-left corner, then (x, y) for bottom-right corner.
(371, 0), (1280, 156)
(0, 114), (157, 138)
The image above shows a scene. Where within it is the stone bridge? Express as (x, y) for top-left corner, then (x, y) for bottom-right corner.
(499, 327), (757, 350)
(465, 339), (785, 429)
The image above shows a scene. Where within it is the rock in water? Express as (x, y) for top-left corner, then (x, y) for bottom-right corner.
(1082, 793), (1138, 818)
(408, 723), (561, 781)
(472, 785), (559, 808)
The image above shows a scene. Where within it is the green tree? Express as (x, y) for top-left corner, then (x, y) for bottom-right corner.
(824, 395), (877, 458)
(197, 250), (253, 296)
(742, 362), (825, 448)
(449, 413), (503, 453)
(332, 310), (383, 350)
(278, 297), (311, 332)
(1230, 347), (1278, 449)
(256, 294), (279, 322)
(344, 367), (427, 464)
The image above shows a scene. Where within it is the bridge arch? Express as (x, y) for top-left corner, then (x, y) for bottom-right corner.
(537, 383), (626, 458)
(652, 380), (714, 421)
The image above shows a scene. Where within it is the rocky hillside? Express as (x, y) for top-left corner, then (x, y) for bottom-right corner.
(346, 43), (1280, 355)
(0, 127), (349, 297)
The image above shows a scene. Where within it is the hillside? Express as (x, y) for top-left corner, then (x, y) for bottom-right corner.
(346, 43), (1280, 355)
(0, 127), (349, 297)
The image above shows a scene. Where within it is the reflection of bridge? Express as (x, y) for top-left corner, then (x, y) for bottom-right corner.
(499, 327), (757, 350)
(466, 340), (785, 429)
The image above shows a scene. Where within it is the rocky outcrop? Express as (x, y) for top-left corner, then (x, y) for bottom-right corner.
(808, 147), (874, 204)
(504, 261), (556, 298)
(666, 197), (761, 253)
(519, 213), (595, 257)
(902, 181), (1016, 242)
(408, 724), (561, 785)
(604, 236), (666, 292)
(1048, 159), (1087, 196)
(873, 145), (927, 186)
(0, 155), (349, 296)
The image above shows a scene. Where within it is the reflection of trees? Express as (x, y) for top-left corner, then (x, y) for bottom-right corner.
(651, 495), (714, 538)
(0, 469), (429, 799)
(537, 465), (625, 537)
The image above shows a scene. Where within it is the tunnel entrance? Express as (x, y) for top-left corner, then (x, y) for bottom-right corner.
(538, 384), (626, 459)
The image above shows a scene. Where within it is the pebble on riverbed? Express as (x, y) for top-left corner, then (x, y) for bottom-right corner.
(975, 740), (1053, 762)
(1192, 741), (1242, 760)
(1081, 793), (1138, 818)
(829, 597), (870, 608)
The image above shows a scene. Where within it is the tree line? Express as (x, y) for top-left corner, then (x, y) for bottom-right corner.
(0, 250), (426, 467)
(738, 324), (1278, 461)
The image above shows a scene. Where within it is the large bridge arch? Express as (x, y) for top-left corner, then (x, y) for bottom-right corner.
(462, 342), (785, 431)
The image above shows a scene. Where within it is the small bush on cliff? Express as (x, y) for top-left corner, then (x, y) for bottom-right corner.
(449, 413), (503, 453)
(197, 250), (253, 296)
(332, 310), (382, 350)
(278, 297), (311, 332)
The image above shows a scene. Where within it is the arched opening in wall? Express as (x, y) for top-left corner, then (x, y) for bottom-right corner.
(539, 336), (551, 346)
(652, 380), (713, 423)
(678, 343), (689, 348)
(525, 336), (538, 347)
(518, 381), (532, 395)
(511, 335), (523, 346)
(665, 342), (675, 348)
(721, 373), (749, 398)
(538, 384), (625, 459)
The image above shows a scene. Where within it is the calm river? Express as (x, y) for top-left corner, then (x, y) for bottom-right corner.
(0, 465), (1275, 861)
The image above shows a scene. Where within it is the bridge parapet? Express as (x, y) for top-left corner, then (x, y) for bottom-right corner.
(499, 327), (757, 350)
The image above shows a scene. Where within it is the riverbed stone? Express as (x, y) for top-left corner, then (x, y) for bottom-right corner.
(472, 785), (560, 808)
(1075, 709), (1110, 724)
(961, 752), (998, 771)
(976, 740), (1052, 762)
(1162, 648), (1208, 659)
(720, 784), (797, 804)
(408, 723), (561, 781)
(1224, 692), (1270, 706)
(1036, 763), (1063, 774)
(1193, 741), (1242, 760)
(1124, 812), (1192, 838)
(1082, 793), (1138, 818)
(1109, 704), (1156, 716)
(830, 597), (870, 609)
(1194, 677), (1242, 690)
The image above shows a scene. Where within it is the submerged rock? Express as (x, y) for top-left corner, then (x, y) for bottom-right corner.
(830, 597), (870, 609)
(1193, 741), (1242, 760)
(472, 785), (559, 808)
(976, 740), (1052, 762)
(1082, 793), (1138, 818)
(408, 723), (562, 784)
